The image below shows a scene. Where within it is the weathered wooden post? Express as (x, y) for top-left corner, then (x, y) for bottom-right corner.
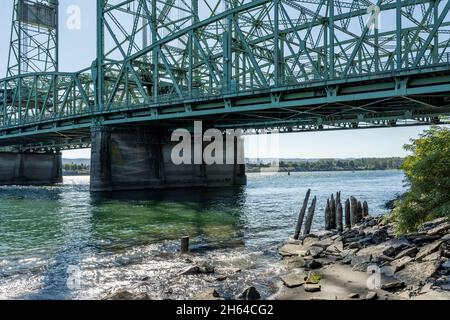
(350, 196), (358, 226)
(330, 194), (336, 229)
(357, 201), (363, 222)
(181, 236), (190, 253)
(336, 202), (343, 232)
(294, 189), (311, 240)
(345, 199), (351, 228)
(303, 196), (317, 235)
(363, 201), (369, 217)
(324, 199), (331, 230)
(336, 191), (341, 205)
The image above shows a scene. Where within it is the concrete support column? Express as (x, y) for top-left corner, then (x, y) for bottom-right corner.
(90, 126), (112, 192)
(89, 125), (247, 192)
(0, 151), (62, 185)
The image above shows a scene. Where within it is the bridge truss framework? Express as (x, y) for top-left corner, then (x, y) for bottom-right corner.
(1, 0), (450, 151)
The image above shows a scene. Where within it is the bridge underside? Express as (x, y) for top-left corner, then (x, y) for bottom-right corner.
(1, 69), (449, 152)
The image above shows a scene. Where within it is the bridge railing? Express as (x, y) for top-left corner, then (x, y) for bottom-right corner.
(0, 68), (94, 129)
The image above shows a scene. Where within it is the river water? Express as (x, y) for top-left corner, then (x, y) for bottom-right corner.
(0, 170), (406, 300)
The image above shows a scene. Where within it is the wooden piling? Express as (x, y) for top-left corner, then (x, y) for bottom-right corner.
(350, 196), (358, 226)
(303, 196), (317, 235)
(336, 202), (343, 232)
(345, 199), (351, 228)
(330, 194), (336, 229)
(363, 201), (369, 217)
(336, 191), (341, 205)
(324, 199), (331, 230)
(294, 189), (311, 240)
(357, 201), (363, 222)
(181, 236), (190, 253)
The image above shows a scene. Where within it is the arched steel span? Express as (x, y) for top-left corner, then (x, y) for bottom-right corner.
(1, 0), (450, 151)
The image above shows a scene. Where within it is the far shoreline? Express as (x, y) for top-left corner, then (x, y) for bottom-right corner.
(62, 168), (404, 177)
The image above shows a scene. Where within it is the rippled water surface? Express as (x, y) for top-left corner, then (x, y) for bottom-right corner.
(0, 171), (406, 300)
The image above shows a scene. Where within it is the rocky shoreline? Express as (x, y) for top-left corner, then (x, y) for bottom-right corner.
(103, 215), (450, 301)
(276, 215), (450, 300)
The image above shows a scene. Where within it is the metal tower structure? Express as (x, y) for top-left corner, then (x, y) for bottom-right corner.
(7, 0), (59, 77)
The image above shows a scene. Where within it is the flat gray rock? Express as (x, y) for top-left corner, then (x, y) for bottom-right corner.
(279, 244), (309, 257)
(326, 241), (344, 255)
(421, 217), (449, 230)
(281, 273), (306, 288)
(416, 240), (443, 260)
(313, 238), (335, 249)
(308, 246), (324, 258)
(302, 236), (319, 246)
(192, 289), (222, 300)
(427, 222), (450, 236)
(351, 255), (371, 267)
(391, 256), (414, 272)
(381, 279), (405, 291)
(395, 260), (440, 286)
(283, 256), (306, 269)
(304, 284), (321, 292)
(422, 251), (441, 262)
(395, 247), (418, 259)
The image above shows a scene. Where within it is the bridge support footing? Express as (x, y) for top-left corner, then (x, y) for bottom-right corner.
(0, 152), (62, 185)
(90, 126), (247, 192)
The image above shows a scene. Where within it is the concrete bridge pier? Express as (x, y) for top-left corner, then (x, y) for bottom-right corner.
(90, 126), (247, 192)
(0, 152), (63, 185)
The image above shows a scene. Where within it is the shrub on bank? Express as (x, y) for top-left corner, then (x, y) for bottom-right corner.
(391, 126), (450, 234)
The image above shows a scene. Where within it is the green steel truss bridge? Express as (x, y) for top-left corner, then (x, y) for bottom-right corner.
(1, 0), (450, 152)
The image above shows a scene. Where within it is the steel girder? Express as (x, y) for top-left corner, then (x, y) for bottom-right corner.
(1, 0), (450, 150)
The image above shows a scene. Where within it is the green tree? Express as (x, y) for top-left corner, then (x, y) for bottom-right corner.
(391, 126), (450, 233)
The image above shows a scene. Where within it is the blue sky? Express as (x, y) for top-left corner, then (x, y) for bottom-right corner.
(0, 1), (438, 159)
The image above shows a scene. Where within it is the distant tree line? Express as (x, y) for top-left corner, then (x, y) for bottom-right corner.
(63, 163), (89, 173)
(246, 157), (404, 172)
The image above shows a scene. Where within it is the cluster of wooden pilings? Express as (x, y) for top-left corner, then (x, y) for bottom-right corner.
(324, 193), (369, 232)
(293, 189), (369, 239)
